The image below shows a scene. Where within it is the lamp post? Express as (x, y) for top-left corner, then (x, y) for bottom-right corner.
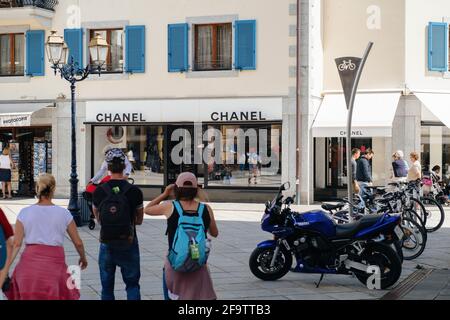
(46, 31), (109, 226)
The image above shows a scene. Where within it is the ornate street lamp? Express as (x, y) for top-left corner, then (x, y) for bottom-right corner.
(46, 30), (109, 226)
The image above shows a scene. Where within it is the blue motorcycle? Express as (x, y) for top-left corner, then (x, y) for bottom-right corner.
(249, 183), (403, 289)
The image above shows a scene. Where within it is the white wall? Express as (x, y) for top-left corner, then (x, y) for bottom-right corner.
(405, 0), (450, 91)
(0, 0), (292, 101)
(322, 0), (405, 91)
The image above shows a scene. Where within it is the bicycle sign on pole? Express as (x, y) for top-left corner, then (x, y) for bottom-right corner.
(335, 42), (373, 222)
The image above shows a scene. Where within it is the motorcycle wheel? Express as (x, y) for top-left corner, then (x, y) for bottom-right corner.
(353, 243), (402, 290)
(88, 220), (96, 230)
(249, 246), (292, 281)
(392, 240), (404, 263)
(401, 217), (427, 260)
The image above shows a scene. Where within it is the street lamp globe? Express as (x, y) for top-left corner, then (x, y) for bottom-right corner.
(61, 43), (69, 66)
(89, 33), (109, 67)
(46, 31), (65, 65)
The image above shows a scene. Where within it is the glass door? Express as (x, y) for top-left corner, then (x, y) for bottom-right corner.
(326, 137), (372, 189)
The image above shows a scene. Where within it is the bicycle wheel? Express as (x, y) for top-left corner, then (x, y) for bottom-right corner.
(401, 217), (427, 260)
(420, 196), (445, 233)
(409, 198), (427, 226)
(402, 208), (426, 233)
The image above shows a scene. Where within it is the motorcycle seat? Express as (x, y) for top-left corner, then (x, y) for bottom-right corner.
(335, 214), (383, 238)
(321, 203), (345, 211)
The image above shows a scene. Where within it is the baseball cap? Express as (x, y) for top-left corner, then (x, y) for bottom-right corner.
(103, 145), (114, 155)
(175, 172), (198, 188)
(105, 148), (126, 164)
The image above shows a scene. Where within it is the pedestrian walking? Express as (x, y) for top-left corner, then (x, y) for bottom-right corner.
(0, 147), (15, 199)
(92, 148), (144, 300)
(356, 148), (374, 201)
(391, 150), (409, 183)
(3, 174), (87, 300)
(144, 172), (219, 300)
(247, 148), (261, 185)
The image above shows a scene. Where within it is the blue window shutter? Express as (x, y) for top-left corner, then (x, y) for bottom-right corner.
(26, 30), (45, 76)
(168, 23), (188, 72)
(428, 22), (448, 72)
(125, 25), (146, 73)
(64, 28), (83, 69)
(235, 20), (256, 70)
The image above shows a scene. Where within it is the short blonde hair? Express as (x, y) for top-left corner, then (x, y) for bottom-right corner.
(410, 152), (420, 161)
(36, 174), (56, 199)
(2, 147), (10, 156)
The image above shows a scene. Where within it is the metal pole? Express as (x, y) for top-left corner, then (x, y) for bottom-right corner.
(346, 42), (373, 217)
(67, 80), (81, 226)
(296, 0), (302, 204)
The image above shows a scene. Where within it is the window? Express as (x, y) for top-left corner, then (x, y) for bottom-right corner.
(194, 23), (232, 71)
(421, 125), (450, 177)
(93, 125), (165, 186)
(205, 124), (282, 187)
(89, 29), (124, 73)
(0, 33), (24, 76)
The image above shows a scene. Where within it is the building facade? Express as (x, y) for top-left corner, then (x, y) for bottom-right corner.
(309, 0), (450, 202)
(0, 0), (301, 202)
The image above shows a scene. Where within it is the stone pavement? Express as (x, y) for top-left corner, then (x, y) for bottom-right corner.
(401, 269), (450, 300)
(1, 199), (449, 300)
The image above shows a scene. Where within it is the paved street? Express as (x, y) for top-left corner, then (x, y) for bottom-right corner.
(1, 199), (449, 300)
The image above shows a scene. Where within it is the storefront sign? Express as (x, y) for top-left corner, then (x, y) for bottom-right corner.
(86, 98), (282, 123)
(96, 113), (147, 123)
(312, 127), (392, 138)
(210, 111), (267, 122)
(0, 114), (31, 127)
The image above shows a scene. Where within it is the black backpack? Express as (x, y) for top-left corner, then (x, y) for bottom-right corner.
(98, 183), (134, 244)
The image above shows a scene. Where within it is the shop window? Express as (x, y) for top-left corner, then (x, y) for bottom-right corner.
(0, 33), (24, 76)
(194, 23), (232, 71)
(89, 29), (124, 73)
(421, 126), (450, 180)
(93, 126), (165, 186)
(205, 124), (282, 187)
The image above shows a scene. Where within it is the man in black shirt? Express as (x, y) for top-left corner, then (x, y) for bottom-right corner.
(356, 148), (374, 201)
(93, 148), (144, 300)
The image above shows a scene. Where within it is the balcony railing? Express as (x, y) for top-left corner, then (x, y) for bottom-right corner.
(0, 0), (58, 11)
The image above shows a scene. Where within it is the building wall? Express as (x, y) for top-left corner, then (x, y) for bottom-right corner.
(0, 0), (297, 200)
(0, 0), (292, 101)
(322, 0), (405, 91)
(405, 0), (450, 91)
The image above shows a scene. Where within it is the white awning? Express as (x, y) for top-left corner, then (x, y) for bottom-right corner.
(0, 103), (51, 127)
(415, 92), (450, 128)
(312, 92), (402, 137)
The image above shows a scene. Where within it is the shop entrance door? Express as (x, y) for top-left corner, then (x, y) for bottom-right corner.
(314, 137), (372, 201)
(326, 137), (372, 188)
(165, 125), (204, 186)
